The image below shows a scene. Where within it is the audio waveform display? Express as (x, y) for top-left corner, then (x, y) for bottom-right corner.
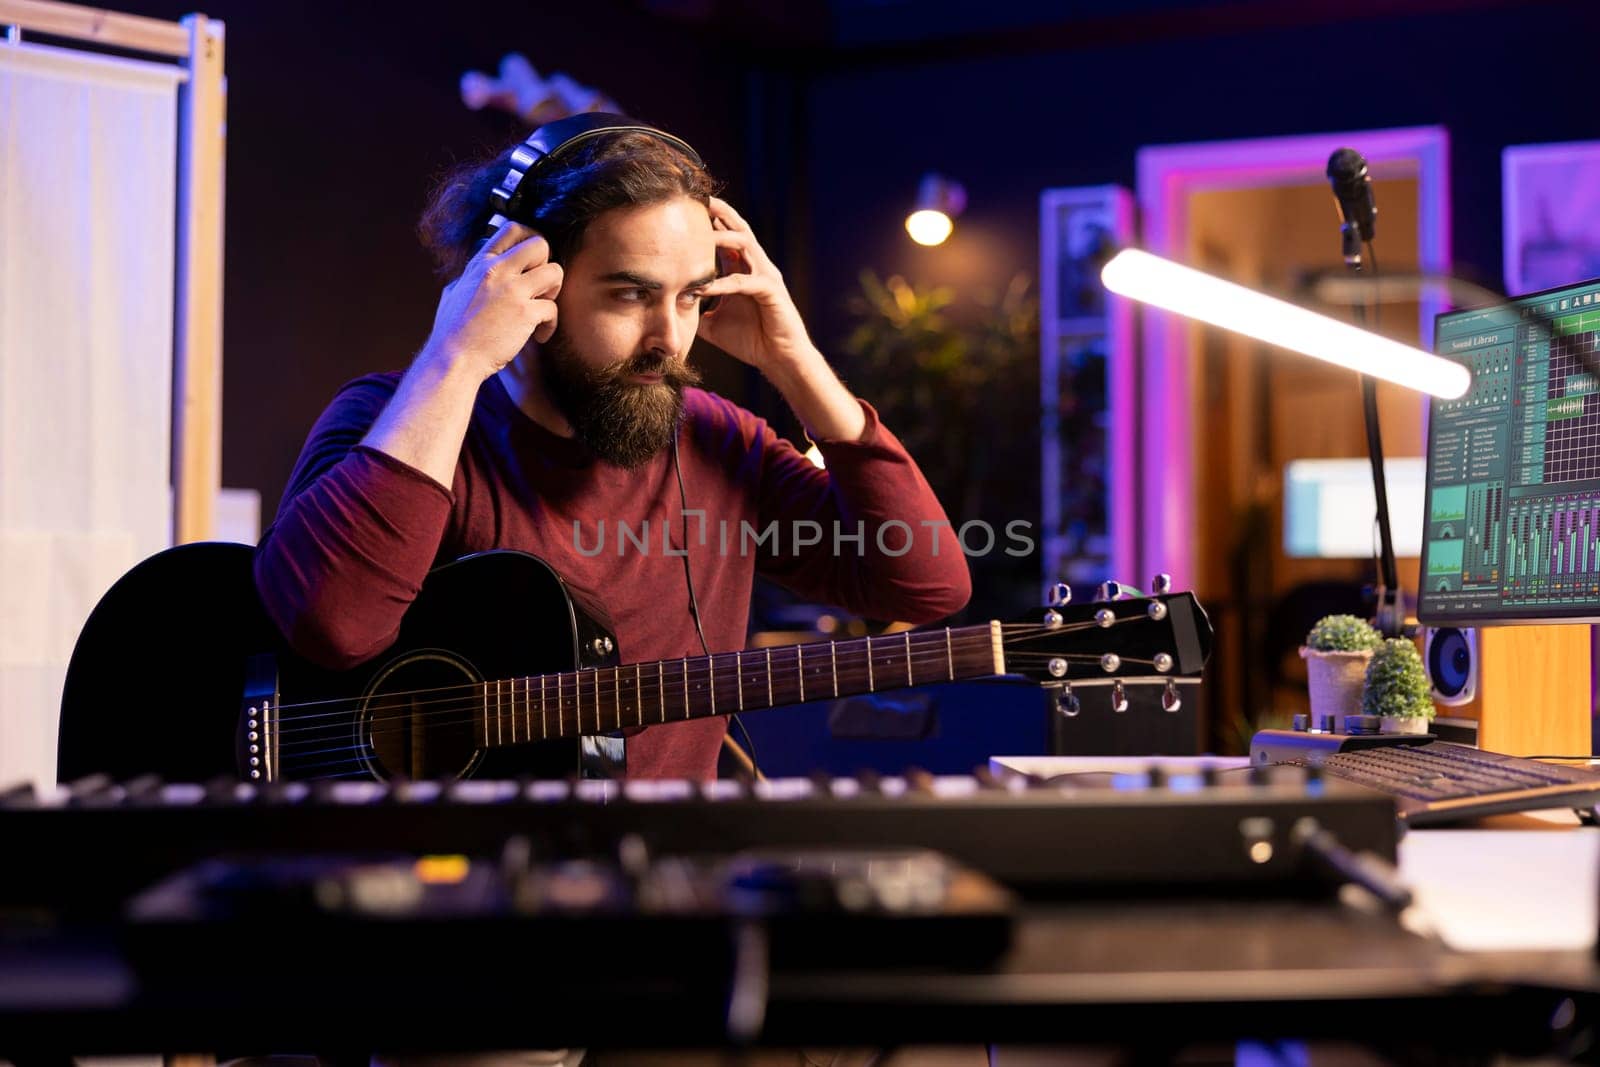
(1502, 495), (1600, 606)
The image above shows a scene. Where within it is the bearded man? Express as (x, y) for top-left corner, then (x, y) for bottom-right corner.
(252, 116), (971, 781)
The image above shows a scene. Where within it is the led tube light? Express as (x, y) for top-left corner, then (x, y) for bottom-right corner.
(1100, 249), (1471, 399)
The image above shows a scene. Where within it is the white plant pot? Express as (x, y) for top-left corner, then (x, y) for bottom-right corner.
(1301, 647), (1372, 725)
(1379, 715), (1431, 735)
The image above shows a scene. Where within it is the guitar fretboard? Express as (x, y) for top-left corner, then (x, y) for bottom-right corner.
(474, 623), (1001, 746)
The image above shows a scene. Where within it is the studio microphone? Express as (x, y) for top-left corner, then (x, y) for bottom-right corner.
(1326, 147), (1377, 264)
(1325, 146), (1399, 635)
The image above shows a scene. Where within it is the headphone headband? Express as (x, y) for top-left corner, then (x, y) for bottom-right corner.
(487, 113), (703, 227)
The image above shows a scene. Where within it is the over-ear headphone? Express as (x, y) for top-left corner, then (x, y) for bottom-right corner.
(482, 112), (719, 310)
(485, 112), (702, 234)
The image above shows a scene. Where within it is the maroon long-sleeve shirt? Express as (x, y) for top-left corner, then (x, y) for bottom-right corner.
(253, 372), (971, 779)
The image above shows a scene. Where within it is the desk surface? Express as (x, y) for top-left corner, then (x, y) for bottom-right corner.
(991, 755), (1600, 955)
(1, 897), (1576, 1053)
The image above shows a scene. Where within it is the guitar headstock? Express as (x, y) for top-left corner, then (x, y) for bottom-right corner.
(1005, 574), (1213, 715)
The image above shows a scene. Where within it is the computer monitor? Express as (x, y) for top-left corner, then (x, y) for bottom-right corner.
(1418, 275), (1600, 623)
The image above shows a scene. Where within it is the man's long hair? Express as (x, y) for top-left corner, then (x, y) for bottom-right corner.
(418, 128), (718, 281)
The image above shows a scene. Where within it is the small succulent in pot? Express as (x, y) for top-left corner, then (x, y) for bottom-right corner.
(1362, 638), (1436, 733)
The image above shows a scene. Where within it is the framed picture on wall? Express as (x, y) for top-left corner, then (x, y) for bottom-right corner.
(1504, 141), (1600, 297)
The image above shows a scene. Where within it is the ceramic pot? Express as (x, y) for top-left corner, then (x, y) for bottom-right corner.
(1378, 715), (1431, 735)
(1301, 647), (1372, 727)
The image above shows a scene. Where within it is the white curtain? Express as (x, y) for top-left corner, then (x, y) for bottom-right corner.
(0, 43), (181, 789)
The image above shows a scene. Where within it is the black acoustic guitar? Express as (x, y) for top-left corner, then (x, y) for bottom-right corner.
(58, 543), (1212, 783)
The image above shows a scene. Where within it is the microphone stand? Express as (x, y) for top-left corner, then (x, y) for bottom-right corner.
(1342, 232), (1404, 639)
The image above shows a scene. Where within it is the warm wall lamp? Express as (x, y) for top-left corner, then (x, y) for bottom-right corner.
(905, 173), (966, 246)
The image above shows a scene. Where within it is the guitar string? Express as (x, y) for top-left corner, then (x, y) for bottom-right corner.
(264, 631), (1181, 753)
(270, 638), (1010, 748)
(265, 661), (1180, 777)
(250, 613), (1159, 724)
(244, 619), (1104, 718)
(270, 650), (1182, 770)
(262, 620), (1157, 739)
(271, 651), (1189, 779)
(260, 628), (1003, 722)
(265, 646), (1177, 748)
(271, 652), (1174, 756)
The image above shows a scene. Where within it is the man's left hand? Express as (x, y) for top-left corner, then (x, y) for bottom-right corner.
(695, 197), (818, 372)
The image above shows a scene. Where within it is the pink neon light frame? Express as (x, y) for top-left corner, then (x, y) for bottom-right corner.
(1133, 125), (1452, 589)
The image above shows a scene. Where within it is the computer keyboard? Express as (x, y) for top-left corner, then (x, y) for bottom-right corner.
(1258, 738), (1600, 826)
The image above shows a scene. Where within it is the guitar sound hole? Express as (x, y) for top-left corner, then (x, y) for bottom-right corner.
(360, 652), (484, 780)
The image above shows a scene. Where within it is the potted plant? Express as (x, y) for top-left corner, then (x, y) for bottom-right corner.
(841, 270), (1039, 620)
(1362, 638), (1437, 734)
(1301, 614), (1383, 725)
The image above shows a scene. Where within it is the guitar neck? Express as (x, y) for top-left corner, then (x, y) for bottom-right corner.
(477, 622), (1004, 746)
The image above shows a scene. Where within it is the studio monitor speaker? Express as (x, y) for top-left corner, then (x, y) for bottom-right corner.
(1424, 626), (1476, 706)
(1420, 624), (1590, 756)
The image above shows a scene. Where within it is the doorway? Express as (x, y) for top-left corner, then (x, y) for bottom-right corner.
(1135, 126), (1450, 749)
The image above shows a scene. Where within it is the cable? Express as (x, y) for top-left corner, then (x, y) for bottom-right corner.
(1351, 238), (1401, 636)
(673, 434), (763, 780)
(729, 716), (764, 782)
(1363, 242), (1379, 328)
(1292, 817), (1413, 913)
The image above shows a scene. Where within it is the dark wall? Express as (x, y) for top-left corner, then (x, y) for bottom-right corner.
(116, 0), (752, 519)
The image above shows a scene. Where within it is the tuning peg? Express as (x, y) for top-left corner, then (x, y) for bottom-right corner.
(1095, 580), (1128, 602)
(1053, 683), (1080, 718)
(1047, 582), (1072, 608)
(1099, 653), (1121, 673)
(1043, 609), (1063, 629)
(1151, 573), (1172, 595)
(1110, 680), (1129, 713)
(1162, 679), (1182, 713)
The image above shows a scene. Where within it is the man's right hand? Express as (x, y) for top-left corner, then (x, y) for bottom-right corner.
(422, 220), (562, 379)
(362, 221), (560, 487)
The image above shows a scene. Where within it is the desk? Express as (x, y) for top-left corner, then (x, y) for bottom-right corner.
(1, 896), (1577, 1055)
(3, 763), (1598, 1062)
(991, 756), (1600, 956)
(988, 753), (1600, 1059)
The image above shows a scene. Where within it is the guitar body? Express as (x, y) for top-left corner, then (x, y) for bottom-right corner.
(61, 544), (1214, 785)
(59, 544), (618, 783)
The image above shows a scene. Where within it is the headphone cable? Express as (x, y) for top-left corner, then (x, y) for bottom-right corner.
(672, 434), (764, 780)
